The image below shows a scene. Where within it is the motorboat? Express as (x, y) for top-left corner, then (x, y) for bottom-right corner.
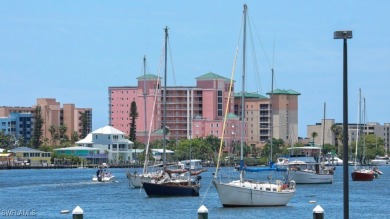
(286, 160), (333, 184)
(370, 156), (389, 166)
(324, 153), (344, 166)
(92, 163), (115, 182)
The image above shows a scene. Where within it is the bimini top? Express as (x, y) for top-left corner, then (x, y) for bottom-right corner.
(287, 146), (322, 150)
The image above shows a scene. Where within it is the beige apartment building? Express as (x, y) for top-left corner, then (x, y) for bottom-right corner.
(0, 98), (92, 142)
(307, 120), (390, 154)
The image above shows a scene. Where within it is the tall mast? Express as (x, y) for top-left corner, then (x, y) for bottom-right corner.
(318, 102), (326, 161)
(363, 97), (366, 163)
(240, 4), (247, 167)
(163, 27), (168, 166)
(322, 102), (326, 154)
(143, 56), (147, 147)
(270, 68), (274, 164)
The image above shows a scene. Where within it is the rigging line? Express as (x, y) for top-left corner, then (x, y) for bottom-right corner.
(250, 12), (272, 70)
(215, 10), (244, 177)
(247, 16), (262, 94)
(199, 178), (214, 207)
(143, 50), (164, 174)
(167, 38), (177, 87)
(215, 45), (238, 178)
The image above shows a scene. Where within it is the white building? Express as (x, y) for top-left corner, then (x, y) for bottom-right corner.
(76, 126), (134, 164)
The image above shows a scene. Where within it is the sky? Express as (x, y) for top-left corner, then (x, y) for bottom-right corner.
(1, 1), (389, 138)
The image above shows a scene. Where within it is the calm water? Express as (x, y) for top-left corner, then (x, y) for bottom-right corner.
(0, 165), (389, 219)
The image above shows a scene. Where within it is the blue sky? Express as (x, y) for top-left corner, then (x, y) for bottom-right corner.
(1, 1), (389, 138)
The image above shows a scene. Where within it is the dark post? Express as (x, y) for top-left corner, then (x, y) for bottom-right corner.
(313, 205), (324, 219)
(198, 205), (208, 219)
(72, 206), (83, 219)
(334, 30), (352, 219)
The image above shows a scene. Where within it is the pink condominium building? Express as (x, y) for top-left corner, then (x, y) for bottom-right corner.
(108, 72), (300, 150)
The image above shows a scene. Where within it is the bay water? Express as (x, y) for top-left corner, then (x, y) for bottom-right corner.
(0, 165), (388, 219)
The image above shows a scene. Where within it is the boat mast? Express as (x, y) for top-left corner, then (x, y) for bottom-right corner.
(163, 26), (168, 167)
(143, 56), (147, 149)
(270, 69), (274, 164)
(321, 102), (326, 162)
(354, 88), (361, 167)
(363, 97), (366, 164)
(240, 4), (247, 176)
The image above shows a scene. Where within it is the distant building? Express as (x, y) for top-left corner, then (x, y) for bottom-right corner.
(76, 126), (134, 164)
(54, 146), (107, 164)
(307, 120), (390, 154)
(0, 98), (92, 144)
(0, 112), (33, 144)
(108, 72), (300, 150)
(9, 147), (51, 166)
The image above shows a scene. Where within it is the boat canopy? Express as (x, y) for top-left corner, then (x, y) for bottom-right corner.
(287, 146), (322, 150)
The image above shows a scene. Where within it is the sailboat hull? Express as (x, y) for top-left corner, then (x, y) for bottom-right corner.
(142, 181), (200, 197)
(126, 172), (153, 188)
(351, 170), (374, 181)
(212, 180), (295, 207)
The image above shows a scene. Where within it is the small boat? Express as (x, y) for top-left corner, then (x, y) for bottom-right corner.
(92, 163), (115, 182)
(370, 156), (390, 166)
(351, 168), (374, 181)
(286, 161), (333, 184)
(351, 91), (374, 182)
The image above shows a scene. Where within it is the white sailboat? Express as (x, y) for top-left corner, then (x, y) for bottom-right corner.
(126, 57), (163, 188)
(212, 4), (295, 207)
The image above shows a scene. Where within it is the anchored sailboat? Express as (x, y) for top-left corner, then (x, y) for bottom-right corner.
(126, 56), (164, 188)
(351, 89), (374, 181)
(212, 4), (295, 207)
(142, 27), (201, 197)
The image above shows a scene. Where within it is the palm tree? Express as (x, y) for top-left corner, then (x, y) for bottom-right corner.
(311, 132), (318, 143)
(48, 125), (57, 146)
(331, 124), (343, 155)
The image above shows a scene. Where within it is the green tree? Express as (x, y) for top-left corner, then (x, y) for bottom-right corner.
(204, 135), (222, 154)
(48, 125), (57, 146)
(331, 124), (343, 155)
(262, 138), (286, 162)
(80, 111), (89, 139)
(129, 101), (138, 141)
(71, 131), (79, 145)
(59, 124), (69, 146)
(311, 131), (318, 142)
(32, 105), (44, 149)
(0, 131), (13, 148)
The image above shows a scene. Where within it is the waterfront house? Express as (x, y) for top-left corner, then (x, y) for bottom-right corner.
(53, 146), (107, 165)
(76, 126), (134, 164)
(8, 147), (51, 167)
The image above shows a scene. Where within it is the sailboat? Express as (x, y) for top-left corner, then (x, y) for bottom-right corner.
(142, 27), (201, 197)
(212, 4), (295, 207)
(351, 89), (374, 181)
(126, 56), (164, 188)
